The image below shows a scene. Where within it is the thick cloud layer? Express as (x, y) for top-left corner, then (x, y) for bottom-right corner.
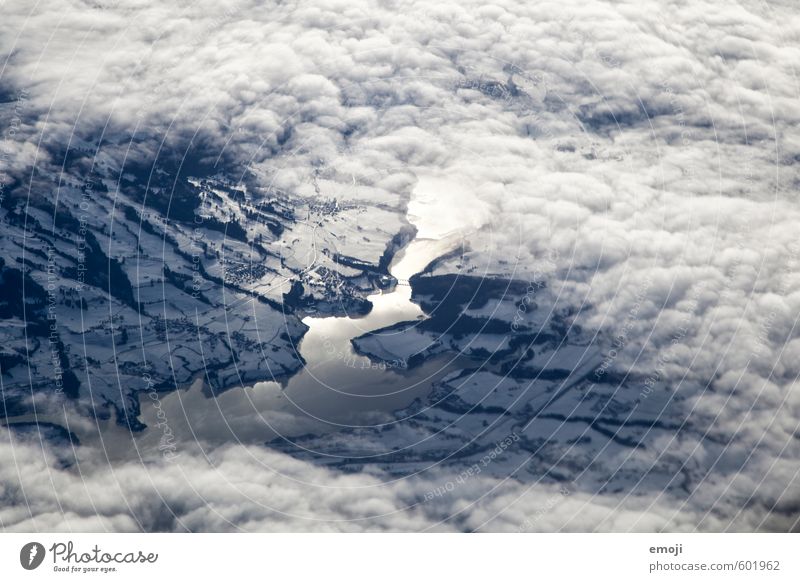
(1, 0), (799, 531)
(2, 426), (794, 532)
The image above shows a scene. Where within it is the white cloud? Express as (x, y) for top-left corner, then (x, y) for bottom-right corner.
(1, 0), (799, 531)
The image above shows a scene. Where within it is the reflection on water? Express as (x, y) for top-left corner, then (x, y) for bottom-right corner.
(128, 234), (463, 455)
(12, 176), (477, 462)
(3, 234), (460, 462)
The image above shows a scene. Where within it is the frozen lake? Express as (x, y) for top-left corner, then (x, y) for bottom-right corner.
(130, 177), (476, 454)
(7, 176), (480, 461)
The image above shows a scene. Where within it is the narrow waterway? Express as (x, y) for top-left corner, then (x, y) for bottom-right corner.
(131, 177), (480, 454)
(7, 176), (481, 461)
(126, 240), (463, 458)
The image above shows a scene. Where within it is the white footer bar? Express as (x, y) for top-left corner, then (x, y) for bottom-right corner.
(0, 533), (795, 580)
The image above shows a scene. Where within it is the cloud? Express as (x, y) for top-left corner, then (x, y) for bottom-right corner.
(3, 425), (795, 532)
(1, 0), (799, 531)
